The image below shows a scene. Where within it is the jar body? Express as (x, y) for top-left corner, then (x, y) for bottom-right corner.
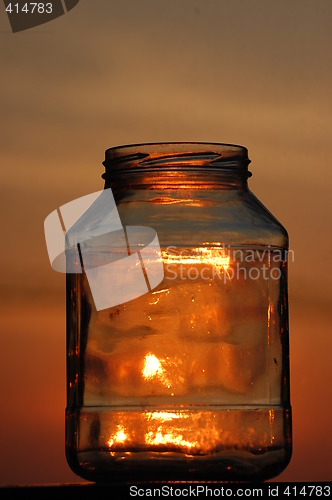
(66, 144), (291, 481)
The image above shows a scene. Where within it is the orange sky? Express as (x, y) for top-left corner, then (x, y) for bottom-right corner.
(0, 0), (331, 485)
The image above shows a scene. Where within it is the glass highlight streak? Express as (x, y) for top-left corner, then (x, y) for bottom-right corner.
(162, 246), (230, 276)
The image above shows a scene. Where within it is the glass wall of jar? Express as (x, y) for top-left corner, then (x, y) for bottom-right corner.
(65, 143), (291, 482)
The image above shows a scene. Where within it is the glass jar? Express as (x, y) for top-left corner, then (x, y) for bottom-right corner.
(65, 143), (292, 482)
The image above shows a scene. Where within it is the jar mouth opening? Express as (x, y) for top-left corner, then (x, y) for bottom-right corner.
(103, 142), (251, 177)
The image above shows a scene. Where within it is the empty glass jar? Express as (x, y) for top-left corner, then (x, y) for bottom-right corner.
(65, 143), (292, 482)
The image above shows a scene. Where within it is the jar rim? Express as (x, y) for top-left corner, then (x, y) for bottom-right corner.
(103, 142), (251, 178)
(105, 141), (248, 161)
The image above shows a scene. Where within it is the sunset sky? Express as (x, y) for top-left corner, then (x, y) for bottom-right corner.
(0, 0), (331, 485)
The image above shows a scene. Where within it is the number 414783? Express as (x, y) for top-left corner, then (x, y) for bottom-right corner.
(283, 485), (330, 497)
(5, 3), (53, 14)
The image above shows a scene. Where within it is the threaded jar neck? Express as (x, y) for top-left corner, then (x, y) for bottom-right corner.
(102, 143), (251, 189)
